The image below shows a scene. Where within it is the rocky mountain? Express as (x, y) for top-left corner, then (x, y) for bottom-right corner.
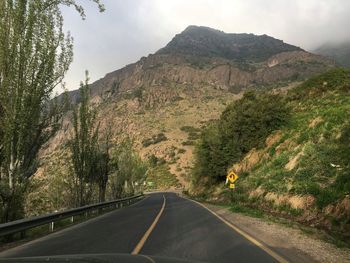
(313, 42), (350, 68)
(67, 25), (335, 103)
(157, 26), (303, 61)
(37, 26), (337, 213)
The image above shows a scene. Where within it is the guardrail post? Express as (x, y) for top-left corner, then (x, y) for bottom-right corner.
(20, 231), (26, 239)
(49, 222), (54, 232)
(71, 216), (74, 223)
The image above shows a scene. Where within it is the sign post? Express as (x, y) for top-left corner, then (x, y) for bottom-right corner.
(226, 170), (239, 202)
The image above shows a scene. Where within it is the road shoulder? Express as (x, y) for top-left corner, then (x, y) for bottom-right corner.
(202, 203), (350, 263)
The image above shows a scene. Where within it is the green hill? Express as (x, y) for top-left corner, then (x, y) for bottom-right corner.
(190, 68), (350, 241)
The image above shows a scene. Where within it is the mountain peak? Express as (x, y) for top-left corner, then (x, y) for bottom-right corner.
(157, 26), (303, 62)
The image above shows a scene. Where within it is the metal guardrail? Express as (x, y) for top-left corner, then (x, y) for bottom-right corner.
(0, 194), (143, 238)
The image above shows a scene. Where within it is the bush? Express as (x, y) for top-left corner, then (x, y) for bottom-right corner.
(180, 126), (201, 133)
(180, 126), (201, 141)
(178, 148), (186, 154)
(142, 133), (168, 147)
(148, 154), (159, 167)
(192, 91), (290, 183)
(182, 140), (195, 146)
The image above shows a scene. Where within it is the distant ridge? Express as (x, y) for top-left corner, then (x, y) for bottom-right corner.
(157, 25), (303, 61)
(313, 42), (350, 68)
(60, 25), (335, 104)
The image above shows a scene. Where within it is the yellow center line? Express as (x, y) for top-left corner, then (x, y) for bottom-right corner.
(131, 194), (166, 255)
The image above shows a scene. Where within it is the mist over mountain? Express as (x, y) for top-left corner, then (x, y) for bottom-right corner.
(313, 42), (350, 68)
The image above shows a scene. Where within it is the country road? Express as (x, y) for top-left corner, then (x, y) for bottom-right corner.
(0, 193), (284, 263)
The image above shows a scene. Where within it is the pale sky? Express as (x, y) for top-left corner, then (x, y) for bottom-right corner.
(59, 0), (350, 93)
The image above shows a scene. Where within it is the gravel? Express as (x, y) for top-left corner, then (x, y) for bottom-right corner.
(204, 203), (350, 263)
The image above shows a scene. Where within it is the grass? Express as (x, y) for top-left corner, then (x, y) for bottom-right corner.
(192, 69), (350, 242)
(229, 203), (264, 218)
(220, 201), (350, 249)
(242, 71), (350, 204)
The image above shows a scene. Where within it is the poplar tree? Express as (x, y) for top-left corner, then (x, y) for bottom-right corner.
(94, 126), (111, 203)
(69, 72), (99, 206)
(0, 0), (104, 222)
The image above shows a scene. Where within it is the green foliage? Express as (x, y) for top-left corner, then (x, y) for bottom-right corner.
(291, 123), (350, 208)
(122, 86), (145, 101)
(142, 133), (168, 147)
(180, 126), (201, 133)
(290, 68), (350, 99)
(192, 91), (290, 184)
(109, 139), (148, 199)
(229, 203), (264, 218)
(0, 0), (104, 222)
(178, 148), (186, 154)
(0, 0), (73, 222)
(182, 140), (195, 146)
(69, 73), (100, 206)
(190, 69), (350, 240)
(148, 154), (159, 167)
(93, 126), (112, 203)
(180, 125), (201, 141)
(145, 165), (179, 190)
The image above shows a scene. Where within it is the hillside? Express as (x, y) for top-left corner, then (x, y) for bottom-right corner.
(190, 69), (350, 241)
(313, 42), (350, 68)
(31, 26), (337, 216)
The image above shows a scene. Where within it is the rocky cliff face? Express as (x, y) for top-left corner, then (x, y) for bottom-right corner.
(157, 25), (303, 61)
(67, 26), (335, 106)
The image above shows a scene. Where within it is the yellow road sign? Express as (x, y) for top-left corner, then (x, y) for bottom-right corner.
(227, 170), (239, 183)
(230, 183), (235, 189)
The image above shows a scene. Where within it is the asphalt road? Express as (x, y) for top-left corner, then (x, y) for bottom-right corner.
(0, 193), (282, 263)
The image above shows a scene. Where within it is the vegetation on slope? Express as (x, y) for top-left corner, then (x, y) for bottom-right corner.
(191, 68), (350, 239)
(192, 91), (290, 183)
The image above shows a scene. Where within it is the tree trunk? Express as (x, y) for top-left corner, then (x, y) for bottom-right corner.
(98, 183), (106, 203)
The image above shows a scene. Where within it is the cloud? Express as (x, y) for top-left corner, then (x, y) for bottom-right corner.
(58, 0), (350, 93)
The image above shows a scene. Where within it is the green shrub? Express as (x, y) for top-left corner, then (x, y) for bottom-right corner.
(192, 91), (290, 183)
(182, 140), (195, 146)
(178, 148), (186, 154)
(148, 154), (158, 167)
(142, 138), (154, 147)
(180, 126), (201, 133)
(142, 133), (168, 147)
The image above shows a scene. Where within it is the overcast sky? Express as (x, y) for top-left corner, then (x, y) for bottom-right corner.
(59, 0), (350, 93)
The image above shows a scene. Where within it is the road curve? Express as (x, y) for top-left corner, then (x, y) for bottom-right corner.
(0, 193), (282, 263)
